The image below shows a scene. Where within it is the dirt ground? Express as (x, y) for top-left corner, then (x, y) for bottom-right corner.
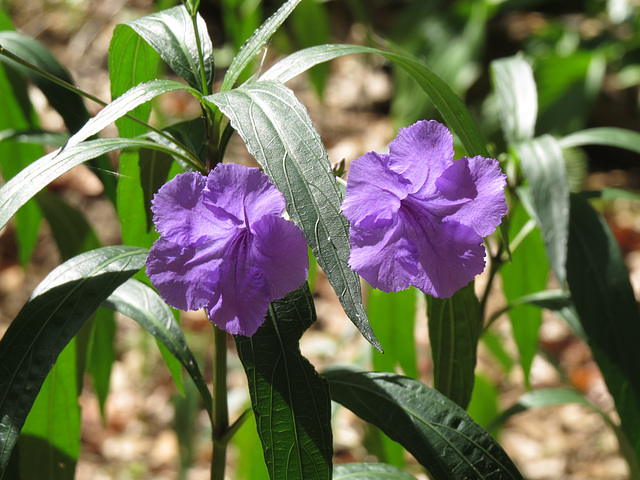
(1, 1), (637, 479)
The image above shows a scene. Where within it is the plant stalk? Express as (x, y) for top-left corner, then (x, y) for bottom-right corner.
(211, 324), (229, 480)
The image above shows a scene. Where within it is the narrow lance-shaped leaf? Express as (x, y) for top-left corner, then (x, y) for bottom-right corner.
(13, 340), (80, 480)
(499, 202), (548, 386)
(234, 283), (332, 480)
(260, 44), (490, 157)
(204, 82), (380, 350)
(514, 136), (569, 286)
(325, 369), (523, 480)
(102, 279), (213, 419)
(427, 282), (480, 409)
(559, 127), (640, 155)
(0, 31), (117, 200)
(66, 79), (197, 151)
(221, 0), (302, 92)
(566, 193), (640, 462)
(0, 61), (43, 266)
(0, 137), (192, 232)
(124, 5), (214, 93)
(0, 246), (148, 476)
(491, 55), (537, 144)
(0, 31), (90, 133)
(333, 463), (418, 480)
(368, 288), (417, 379)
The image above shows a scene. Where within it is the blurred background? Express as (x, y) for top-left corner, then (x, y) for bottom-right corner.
(1, 0), (640, 479)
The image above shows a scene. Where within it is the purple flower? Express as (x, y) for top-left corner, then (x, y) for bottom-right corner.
(146, 163), (309, 336)
(341, 120), (507, 298)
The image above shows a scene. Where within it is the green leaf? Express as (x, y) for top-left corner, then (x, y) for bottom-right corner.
(490, 388), (640, 478)
(36, 191), (101, 261)
(491, 55), (537, 144)
(204, 81), (379, 350)
(368, 288), (417, 379)
(499, 203), (548, 386)
(86, 308), (116, 418)
(234, 283), (332, 480)
(0, 137), (188, 232)
(289, 0), (330, 96)
(13, 340), (80, 480)
(467, 373), (500, 432)
(0, 129), (68, 147)
(0, 31), (90, 134)
(102, 279), (212, 419)
(489, 289), (585, 340)
(0, 61), (43, 266)
(559, 127), (640, 155)
(333, 463), (418, 480)
(221, 0), (302, 92)
(566, 193), (640, 463)
(514, 136), (569, 285)
(261, 44), (490, 157)
(124, 5), (214, 93)
(325, 369), (522, 480)
(0, 246), (147, 475)
(427, 282), (481, 409)
(109, 23), (161, 138)
(535, 51), (605, 135)
(0, 31), (117, 201)
(66, 79), (196, 151)
(232, 411), (270, 480)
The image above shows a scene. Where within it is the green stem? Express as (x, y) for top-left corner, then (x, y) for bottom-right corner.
(190, 11), (210, 96)
(211, 324), (229, 480)
(479, 240), (503, 324)
(0, 44), (204, 172)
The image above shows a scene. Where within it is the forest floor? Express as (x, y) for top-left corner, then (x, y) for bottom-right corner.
(1, 1), (637, 479)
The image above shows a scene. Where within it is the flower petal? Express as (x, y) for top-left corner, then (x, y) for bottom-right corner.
(388, 120), (454, 193)
(410, 219), (486, 298)
(205, 233), (271, 336)
(151, 172), (228, 245)
(250, 215), (309, 300)
(146, 235), (227, 311)
(439, 156), (507, 237)
(203, 163), (286, 227)
(348, 220), (420, 293)
(342, 152), (408, 229)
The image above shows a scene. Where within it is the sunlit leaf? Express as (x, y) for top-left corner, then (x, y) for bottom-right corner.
(325, 369), (522, 479)
(261, 44), (490, 157)
(491, 55), (537, 144)
(66, 79), (197, 151)
(102, 279), (212, 419)
(205, 81), (379, 349)
(124, 5), (214, 93)
(559, 127), (640, 155)
(221, 0), (302, 92)
(234, 283), (332, 480)
(333, 463), (417, 480)
(0, 246), (147, 475)
(0, 137), (189, 233)
(514, 136), (569, 285)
